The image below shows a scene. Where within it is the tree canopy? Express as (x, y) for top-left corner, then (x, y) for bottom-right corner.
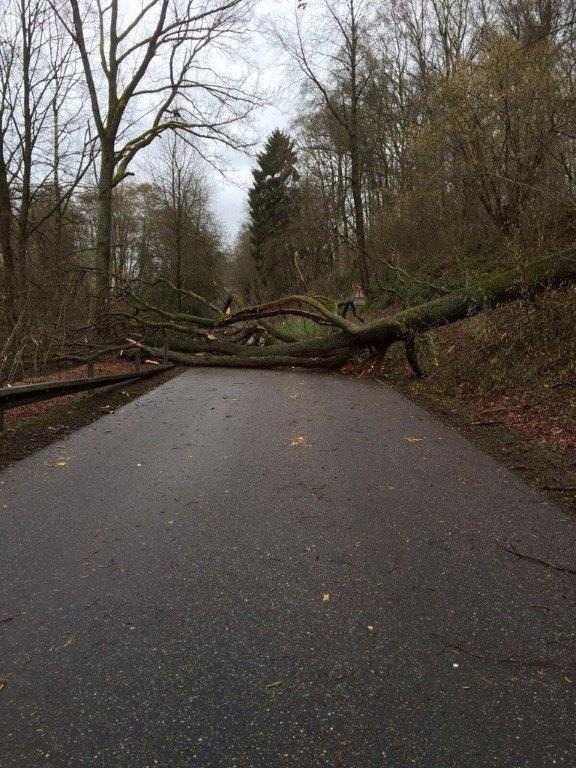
(248, 129), (300, 299)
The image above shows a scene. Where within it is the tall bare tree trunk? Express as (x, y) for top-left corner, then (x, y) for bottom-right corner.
(288, 0), (371, 292)
(347, 1), (370, 294)
(350, 142), (369, 292)
(95, 146), (115, 317)
(175, 205), (183, 312)
(0, 154), (17, 323)
(16, 0), (34, 295)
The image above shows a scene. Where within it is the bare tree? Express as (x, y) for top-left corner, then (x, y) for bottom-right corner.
(0, 20), (18, 322)
(276, 0), (376, 293)
(50, 0), (256, 318)
(0, 0), (92, 324)
(154, 135), (211, 308)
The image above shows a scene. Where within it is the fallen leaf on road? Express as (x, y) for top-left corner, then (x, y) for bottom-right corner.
(290, 436), (307, 447)
(0, 680), (6, 692)
(322, 593), (331, 603)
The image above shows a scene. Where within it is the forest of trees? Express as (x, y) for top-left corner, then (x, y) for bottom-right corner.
(2, 0), (576, 379)
(235, 0), (576, 308)
(0, 0), (251, 377)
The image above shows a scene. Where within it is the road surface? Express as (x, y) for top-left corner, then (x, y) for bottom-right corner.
(1, 369), (576, 767)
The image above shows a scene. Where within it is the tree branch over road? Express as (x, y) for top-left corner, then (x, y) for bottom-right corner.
(125, 249), (576, 375)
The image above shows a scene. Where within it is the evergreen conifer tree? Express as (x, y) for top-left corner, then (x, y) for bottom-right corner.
(248, 130), (299, 298)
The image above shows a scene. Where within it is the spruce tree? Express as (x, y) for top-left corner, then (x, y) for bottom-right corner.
(248, 130), (299, 298)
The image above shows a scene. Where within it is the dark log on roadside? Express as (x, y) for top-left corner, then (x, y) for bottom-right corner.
(135, 343), (350, 370)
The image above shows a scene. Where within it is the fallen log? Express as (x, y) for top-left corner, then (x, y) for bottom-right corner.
(134, 343), (350, 370)
(128, 249), (576, 372)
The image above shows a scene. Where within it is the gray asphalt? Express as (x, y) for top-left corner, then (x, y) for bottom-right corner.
(1, 369), (576, 767)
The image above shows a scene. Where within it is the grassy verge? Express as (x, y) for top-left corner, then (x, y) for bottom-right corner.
(276, 317), (331, 339)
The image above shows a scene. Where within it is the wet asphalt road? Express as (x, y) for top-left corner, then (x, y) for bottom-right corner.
(1, 369), (576, 768)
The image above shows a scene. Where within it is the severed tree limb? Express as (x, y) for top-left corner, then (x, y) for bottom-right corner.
(220, 308), (333, 326)
(120, 312), (202, 337)
(149, 335), (265, 358)
(219, 295), (357, 332)
(142, 277), (223, 316)
(132, 341), (349, 369)
(128, 290), (219, 328)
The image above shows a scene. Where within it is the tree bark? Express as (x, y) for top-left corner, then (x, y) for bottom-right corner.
(350, 142), (369, 292)
(138, 343), (350, 369)
(347, 0), (370, 294)
(95, 145), (115, 318)
(0, 153), (17, 323)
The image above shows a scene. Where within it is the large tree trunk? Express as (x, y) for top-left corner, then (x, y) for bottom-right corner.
(139, 344), (350, 369)
(132, 250), (576, 373)
(175, 210), (183, 313)
(350, 141), (370, 294)
(0, 153), (17, 323)
(347, 0), (370, 295)
(95, 146), (115, 319)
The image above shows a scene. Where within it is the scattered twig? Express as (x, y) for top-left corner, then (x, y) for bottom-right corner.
(432, 633), (572, 670)
(502, 544), (576, 575)
(551, 381), (576, 389)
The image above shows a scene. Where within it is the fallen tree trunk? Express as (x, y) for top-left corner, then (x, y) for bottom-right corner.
(129, 249), (576, 373)
(136, 344), (350, 369)
(353, 248), (576, 345)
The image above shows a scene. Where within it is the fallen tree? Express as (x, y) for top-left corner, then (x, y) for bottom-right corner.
(125, 250), (576, 375)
